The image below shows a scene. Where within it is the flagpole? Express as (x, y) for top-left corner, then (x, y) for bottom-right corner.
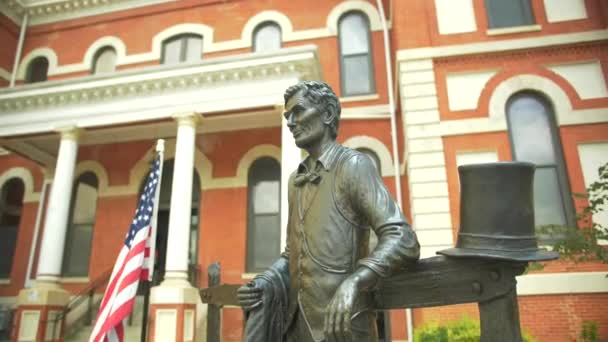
(141, 139), (164, 342)
(148, 139), (164, 282)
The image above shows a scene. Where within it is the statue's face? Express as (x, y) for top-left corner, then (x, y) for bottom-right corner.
(284, 90), (327, 149)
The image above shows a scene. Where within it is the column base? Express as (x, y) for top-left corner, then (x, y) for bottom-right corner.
(13, 282), (69, 342)
(148, 280), (206, 342)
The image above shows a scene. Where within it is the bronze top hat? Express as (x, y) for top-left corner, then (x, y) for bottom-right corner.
(438, 162), (559, 262)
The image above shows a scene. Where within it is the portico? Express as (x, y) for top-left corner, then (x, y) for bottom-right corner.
(0, 45), (321, 342)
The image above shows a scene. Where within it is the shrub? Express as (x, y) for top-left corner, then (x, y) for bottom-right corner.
(414, 317), (536, 342)
(580, 321), (600, 342)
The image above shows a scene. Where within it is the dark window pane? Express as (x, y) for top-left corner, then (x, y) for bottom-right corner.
(339, 12), (374, 96)
(343, 54), (373, 95)
(62, 224), (94, 276)
(254, 23), (281, 52)
(163, 37), (183, 65)
(0, 226), (18, 278)
(485, 0), (534, 28)
(533, 167), (567, 227)
(93, 47), (117, 74)
(249, 215), (281, 271)
(62, 173), (98, 277)
(0, 178), (24, 278)
(26, 57), (48, 83)
(185, 36), (203, 62)
(508, 95), (556, 164)
(253, 180), (280, 214)
(247, 157), (281, 272)
(339, 14), (370, 55)
(163, 35), (203, 65)
(71, 181), (98, 224)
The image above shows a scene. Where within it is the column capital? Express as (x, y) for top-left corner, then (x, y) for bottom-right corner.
(55, 126), (83, 141)
(172, 112), (201, 128)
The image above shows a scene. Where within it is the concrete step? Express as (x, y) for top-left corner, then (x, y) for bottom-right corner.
(65, 324), (142, 342)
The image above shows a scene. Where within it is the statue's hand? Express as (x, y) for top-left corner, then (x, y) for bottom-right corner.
(324, 277), (358, 342)
(237, 281), (263, 311)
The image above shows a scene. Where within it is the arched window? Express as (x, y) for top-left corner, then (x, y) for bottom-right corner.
(338, 12), (375, 96)
(62, 172), (98, 277)
(246, 157), (281, 273)
(253, 22), (281, 52)
(0, 178), (24, 278)
(93, 46), (117, 74)
(506, 92), (575, 230)
(162, 34), (203, 65)
(25, 57), (49, 83)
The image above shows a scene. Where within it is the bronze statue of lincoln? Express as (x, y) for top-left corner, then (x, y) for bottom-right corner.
(237, 81), (420, 342)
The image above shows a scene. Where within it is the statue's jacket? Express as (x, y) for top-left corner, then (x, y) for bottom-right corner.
(282, 143), (420, 341)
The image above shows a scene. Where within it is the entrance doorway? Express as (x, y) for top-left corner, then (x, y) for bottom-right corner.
(139, 159), (201, 286)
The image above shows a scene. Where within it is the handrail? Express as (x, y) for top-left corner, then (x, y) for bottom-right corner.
(65, 268), (113, 312)
(46, 268), (113, 341)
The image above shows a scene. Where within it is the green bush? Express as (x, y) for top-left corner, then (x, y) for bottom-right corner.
(414, 317), (536, 342)
(580, 321), (600, 342)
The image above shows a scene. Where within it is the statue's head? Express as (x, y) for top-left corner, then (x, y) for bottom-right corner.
(283, 81), (341, 148)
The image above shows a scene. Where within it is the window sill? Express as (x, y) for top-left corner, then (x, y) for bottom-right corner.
(339, 93), (379, 103)
(487, 25), (542, 36)
(59, 277), (90, 284)
(0, 279), (10, 285)
(241, 273), (259, 280)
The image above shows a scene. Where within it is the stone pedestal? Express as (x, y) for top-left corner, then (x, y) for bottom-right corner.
(148, 280), (200, 342)
(13, 282), (69, 342)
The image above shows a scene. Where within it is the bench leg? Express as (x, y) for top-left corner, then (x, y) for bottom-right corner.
(478, 287), (523, 342)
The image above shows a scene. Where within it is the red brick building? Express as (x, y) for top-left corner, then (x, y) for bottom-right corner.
(0, 0), (606, 341)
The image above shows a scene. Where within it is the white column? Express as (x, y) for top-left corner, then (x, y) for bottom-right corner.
(280, 115), (301, 251)
(36, 127), (80, 285)
(163, 113), (199, 285)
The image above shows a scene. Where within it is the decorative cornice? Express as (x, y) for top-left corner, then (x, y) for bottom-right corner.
(1, 0), (174, 25)
(0, 46), (320, 114)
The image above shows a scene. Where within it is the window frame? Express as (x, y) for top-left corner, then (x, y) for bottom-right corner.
(484, 0), (535, 29)
(25, 56), (49, 83)
(505, 91), (576, 232)
(61, 172), (99, 278)
(338, 11), (376, 97)
(92, 46), (118, 74)
(246, 157), (282, 273)
(161, 33), (204, 65)
(252, 21), (282, 52)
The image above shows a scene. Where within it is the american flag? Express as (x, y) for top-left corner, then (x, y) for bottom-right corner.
(89, 155), (161, 342)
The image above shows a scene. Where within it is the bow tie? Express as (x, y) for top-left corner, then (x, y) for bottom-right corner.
(294, 171), (322, 187)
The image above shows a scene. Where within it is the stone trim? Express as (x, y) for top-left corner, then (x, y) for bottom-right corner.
(399, 58), (454, 258)
(397, 29), (608, 61)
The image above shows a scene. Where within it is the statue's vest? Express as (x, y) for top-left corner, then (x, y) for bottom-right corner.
(286, 147), (373, 341)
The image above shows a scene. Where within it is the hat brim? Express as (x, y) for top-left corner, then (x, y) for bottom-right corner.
(437, 247), (559, 262)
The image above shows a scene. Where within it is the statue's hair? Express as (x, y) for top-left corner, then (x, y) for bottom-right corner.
(283, 81), (341, 138)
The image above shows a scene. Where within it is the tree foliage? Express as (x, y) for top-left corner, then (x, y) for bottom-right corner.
(538, 162), (608, 263)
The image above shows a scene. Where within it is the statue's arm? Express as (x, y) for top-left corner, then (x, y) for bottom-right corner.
(345, 153), (420, 280)
(325, 154), (420, 339)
